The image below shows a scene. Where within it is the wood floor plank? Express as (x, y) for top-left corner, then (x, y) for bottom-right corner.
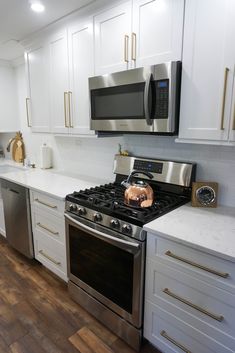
(10, 341), (26, 353)
(10, 333), (47, 353)
(0, 303), (28, 346)
(0, 335), (10, 353)
(69, 332), (94, 353)
(78, 327), (114, 353)
(33, 319), (82, 353)
(86, 321), (118, 346)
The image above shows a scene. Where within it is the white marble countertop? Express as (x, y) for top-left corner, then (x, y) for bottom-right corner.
(144, 203), (235, 262)
(0, 160), (109, 200)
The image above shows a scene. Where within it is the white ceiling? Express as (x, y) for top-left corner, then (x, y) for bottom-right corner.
(0, 0), (94, 61)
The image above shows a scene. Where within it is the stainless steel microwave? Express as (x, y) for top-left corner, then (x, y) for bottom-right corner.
(89, 61), (181, 134)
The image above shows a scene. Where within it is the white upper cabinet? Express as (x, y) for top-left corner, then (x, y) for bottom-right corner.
(94, 0), (184, 75)
(25, 17), (94, 136)
(49, 29), (70, 134)
(0, 63), (19, 132)
(26, 42), (51, 132)
(178, 0), (235, 144)
(132, 0), (184, 67)
(68, 20), (95, 135)
(94, 2), (132, 75)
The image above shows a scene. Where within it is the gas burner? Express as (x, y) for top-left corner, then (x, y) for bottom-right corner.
(67, 181), (188, 226)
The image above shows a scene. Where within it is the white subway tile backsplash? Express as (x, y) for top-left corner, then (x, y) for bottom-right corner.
(0, 64), (234, 207)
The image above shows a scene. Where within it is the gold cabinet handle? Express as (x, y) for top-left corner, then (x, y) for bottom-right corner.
(35, 198), (57, 209)
(131, 32), (136, 61)
(68, 91), (73, 128)
(64, 91), (69, 128)
(124, 35), (129, 63)
(165, 250), (229, 278)
(163, 288), (224, 322)
(39, 250), (61, 266)
(36, 222), (59, 236)
(221, 67), (229, 130)
(160, 330), (192, 353)
(25, 98), (32, 127)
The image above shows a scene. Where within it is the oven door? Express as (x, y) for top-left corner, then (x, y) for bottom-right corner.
(65, 213), (145, 328)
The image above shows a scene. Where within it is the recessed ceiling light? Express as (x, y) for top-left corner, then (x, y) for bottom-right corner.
(30, 2), (45, 13)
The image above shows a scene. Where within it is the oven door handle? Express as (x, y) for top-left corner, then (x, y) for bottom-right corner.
(144, 72), (153, 126)
(65, 213), (140, 251)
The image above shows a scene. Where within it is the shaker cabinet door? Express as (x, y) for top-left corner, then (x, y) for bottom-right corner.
(179, 0), (235, 142)
(94, 1), (132, 75)
(68, 20), (95, 135)
(132, 0), (184, 68)
(0, 65), (19, 132)
(26, 43), (51, 132)
(49, 29), (70, 134)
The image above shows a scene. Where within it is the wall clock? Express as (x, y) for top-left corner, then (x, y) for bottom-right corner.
(191, 182), (218, 207)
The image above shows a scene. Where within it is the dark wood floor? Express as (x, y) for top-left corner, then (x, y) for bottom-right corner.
(0, 236), (161, 353)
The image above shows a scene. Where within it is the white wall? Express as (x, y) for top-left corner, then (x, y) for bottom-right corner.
(0, 64), (235, 207)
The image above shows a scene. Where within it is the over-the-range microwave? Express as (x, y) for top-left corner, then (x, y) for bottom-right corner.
(89, 61), (181, 134)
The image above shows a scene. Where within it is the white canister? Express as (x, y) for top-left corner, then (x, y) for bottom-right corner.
(40, 143), (52, 169)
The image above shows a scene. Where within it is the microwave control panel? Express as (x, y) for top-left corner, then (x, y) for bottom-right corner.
(155, 79), (169, 119)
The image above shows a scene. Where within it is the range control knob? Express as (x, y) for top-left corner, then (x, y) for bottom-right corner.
(78, 207), (86, 216)
(122, 224), (132, 235)
(110, 219), (120, 229)
(94, 213), (102, 222)
(69, 203), (77, 212)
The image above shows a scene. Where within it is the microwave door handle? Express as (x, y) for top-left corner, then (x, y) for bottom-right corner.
(144, 73), (153, 126)
(65, 213), (140, 252)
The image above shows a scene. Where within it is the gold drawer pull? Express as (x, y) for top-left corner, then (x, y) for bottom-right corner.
(163, 288), (224, 322)
(220, 67), (229, 130)
(35, 198), (57, 209)
(36, 222), (59, 236)
(160, 330), (191, 353)
(39, 250), (61, 266)
(165, 250), (229, 278)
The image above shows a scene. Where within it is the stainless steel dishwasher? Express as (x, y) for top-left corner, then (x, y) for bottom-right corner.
(1, 179), (34, 258)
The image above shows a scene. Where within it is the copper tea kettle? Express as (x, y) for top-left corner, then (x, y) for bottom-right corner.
(121, 171), (154, 208)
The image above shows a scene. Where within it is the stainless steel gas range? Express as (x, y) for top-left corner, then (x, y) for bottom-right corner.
(64, 155), (196, 350)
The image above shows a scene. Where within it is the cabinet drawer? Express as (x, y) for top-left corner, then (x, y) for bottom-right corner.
(145, 259), (235, 350)
(147, 234), (235, 292)
(30, 190), (64, 216)
(32, 209), (65, 244)
(34, 232), (67, 282)
(144, 301), (232, 353)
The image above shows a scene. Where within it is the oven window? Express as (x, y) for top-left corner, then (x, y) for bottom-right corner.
(69, 225), (134, 314)
(91, 83), (145, 120)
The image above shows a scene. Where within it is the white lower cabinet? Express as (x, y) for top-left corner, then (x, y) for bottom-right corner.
(0, 183), (5, 236)
(30, 190), (67, 282)
(144, 233), (235, 353)
(0, 199), (5, 237)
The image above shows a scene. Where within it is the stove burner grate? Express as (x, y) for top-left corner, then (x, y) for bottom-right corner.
(67, 182), (187, 225)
